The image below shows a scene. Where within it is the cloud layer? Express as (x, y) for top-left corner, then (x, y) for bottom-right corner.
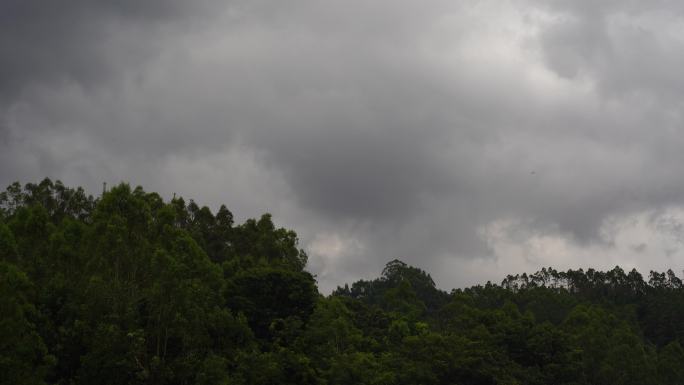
(3, 0), (684, 292)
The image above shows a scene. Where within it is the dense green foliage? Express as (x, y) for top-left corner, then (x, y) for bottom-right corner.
(2, 178), (684, 385)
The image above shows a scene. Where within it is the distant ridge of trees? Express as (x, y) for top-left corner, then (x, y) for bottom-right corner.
(2, 178), (684, 385)
(500, 266), (682, 293)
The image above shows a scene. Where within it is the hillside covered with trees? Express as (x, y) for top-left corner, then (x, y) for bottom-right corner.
(2, 179), (684, 385)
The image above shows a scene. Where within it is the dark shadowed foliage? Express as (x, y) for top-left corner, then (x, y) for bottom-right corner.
(2, 179), (684, 385)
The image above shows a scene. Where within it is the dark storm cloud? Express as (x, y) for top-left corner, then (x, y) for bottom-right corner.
(2, 0), (684, 292)
(0, 0), (225, 167)
(0, 1), (201, 101)
(0, 0), (230, 182)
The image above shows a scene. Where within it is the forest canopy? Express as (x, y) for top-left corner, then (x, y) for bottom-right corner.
(1, 178), (684, 385)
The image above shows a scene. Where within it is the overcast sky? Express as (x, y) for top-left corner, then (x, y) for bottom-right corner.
(2, 0), (684, 292)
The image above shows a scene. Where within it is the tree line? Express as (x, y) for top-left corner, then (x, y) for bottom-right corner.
(1, 179), (683, 385)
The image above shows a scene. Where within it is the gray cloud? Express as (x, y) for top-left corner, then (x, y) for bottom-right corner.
(534, 0), (684, 100)
(0, 1), (213, 100)
(2, 0), (684, 293)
